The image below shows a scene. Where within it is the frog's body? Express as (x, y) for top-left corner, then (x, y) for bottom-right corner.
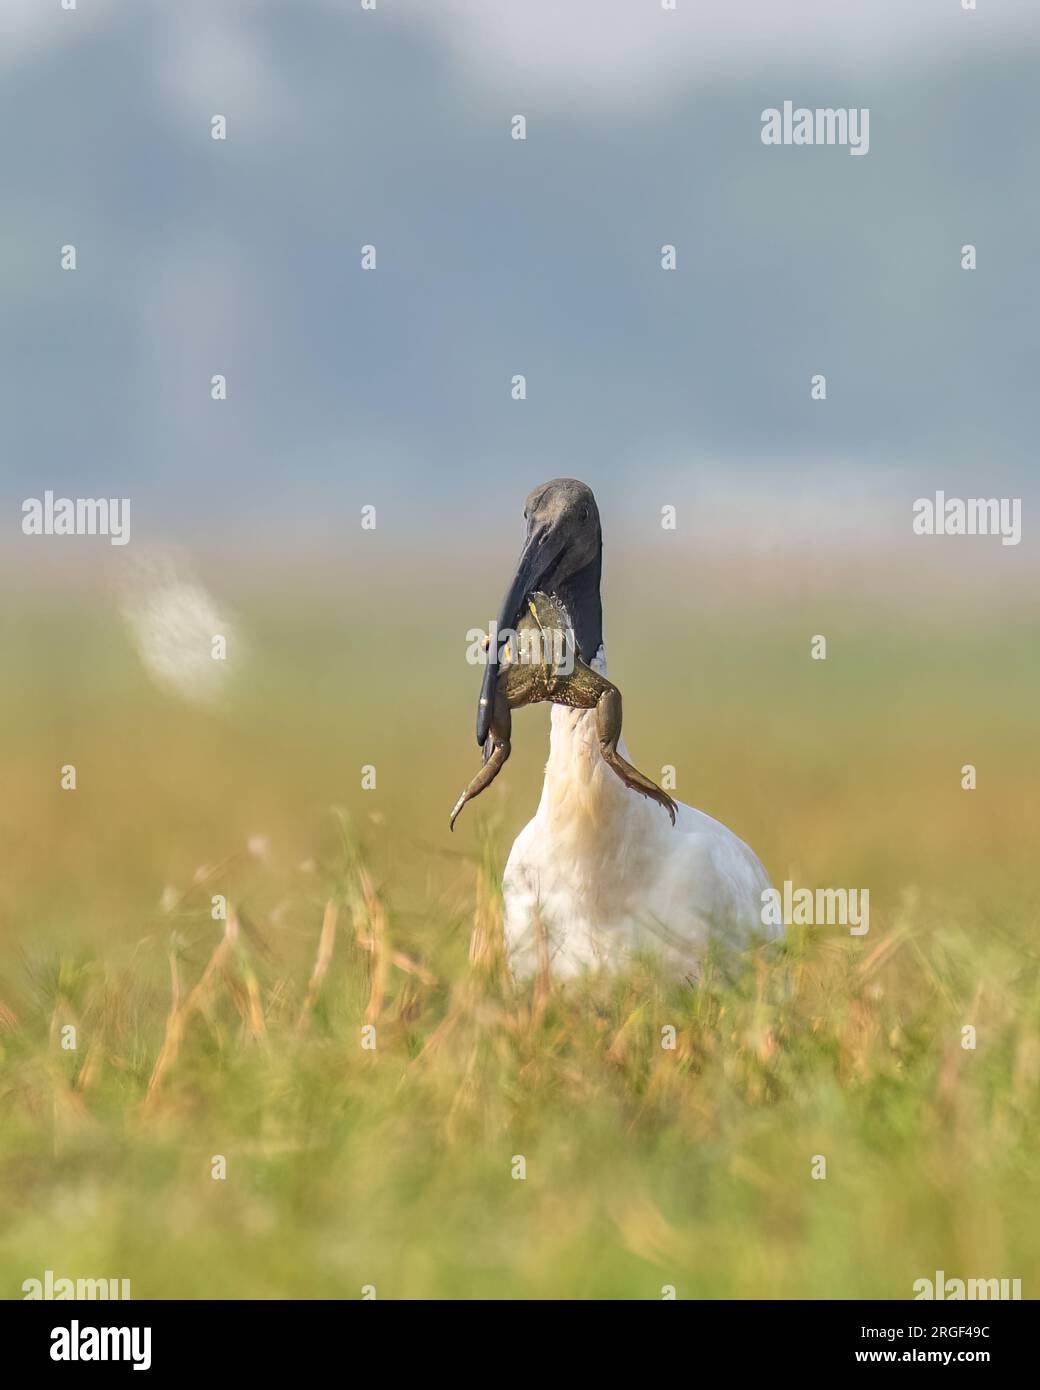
(450, 592), (677, 830)
(499, 592), (607, 708)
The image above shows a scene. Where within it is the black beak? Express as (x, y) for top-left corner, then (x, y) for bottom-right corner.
(476, 524), (562, 745)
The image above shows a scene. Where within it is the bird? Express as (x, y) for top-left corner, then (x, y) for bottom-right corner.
(474, 478), (780, 979)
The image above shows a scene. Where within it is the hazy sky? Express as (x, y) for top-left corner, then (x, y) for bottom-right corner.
(2, 0), (1037, 566)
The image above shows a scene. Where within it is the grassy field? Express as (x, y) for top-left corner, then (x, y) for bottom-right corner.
(1, 580), (1038, 1299)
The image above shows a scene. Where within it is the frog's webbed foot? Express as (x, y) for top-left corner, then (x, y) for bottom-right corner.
(451, 692), (513, 830)
(595, 685), (678, 826)
(449, 738), (510, 830)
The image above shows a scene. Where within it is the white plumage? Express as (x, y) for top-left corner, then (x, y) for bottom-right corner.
(503, 647), (777, 978)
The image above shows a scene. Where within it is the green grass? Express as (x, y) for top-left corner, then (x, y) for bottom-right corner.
(1, 588), (1038, 1299)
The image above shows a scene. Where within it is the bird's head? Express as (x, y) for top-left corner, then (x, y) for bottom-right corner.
(476, 478), (603, 746)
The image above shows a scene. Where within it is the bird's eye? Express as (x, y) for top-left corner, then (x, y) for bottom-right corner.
(581, 507), (589, 522)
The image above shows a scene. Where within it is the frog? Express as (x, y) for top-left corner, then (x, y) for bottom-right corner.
(450, 591), (678, 829)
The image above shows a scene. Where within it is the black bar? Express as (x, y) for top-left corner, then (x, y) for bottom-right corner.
(3, 1298), (1032, 1373)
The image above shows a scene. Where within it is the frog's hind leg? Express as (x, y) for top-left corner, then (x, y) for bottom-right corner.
(450, 692), (512, 830)
(595, 685), (678, 825)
